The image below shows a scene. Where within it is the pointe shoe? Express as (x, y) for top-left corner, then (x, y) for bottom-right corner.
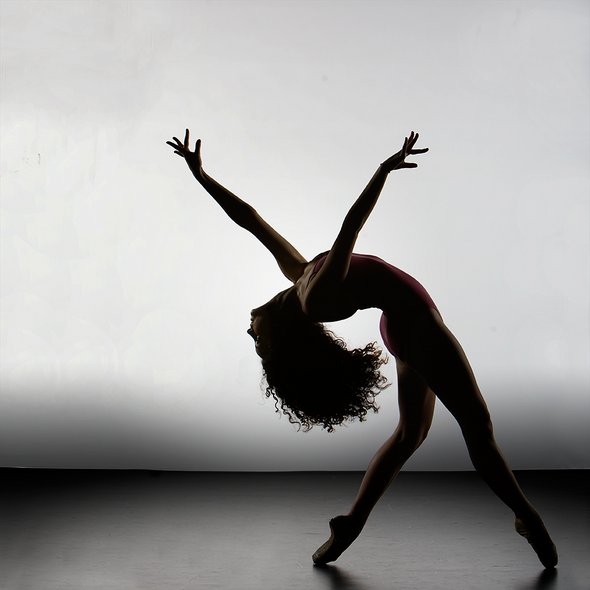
(515, 517), (558, 569)
(312, 515), (363, 565)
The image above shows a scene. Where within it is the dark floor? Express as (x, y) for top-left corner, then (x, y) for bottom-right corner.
(1, 470), (588, 590)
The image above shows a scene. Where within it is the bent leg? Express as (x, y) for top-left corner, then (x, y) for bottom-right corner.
(348, 359), (436, 523)
(313, 359), (435, 565)
(404, 310), (557, 568)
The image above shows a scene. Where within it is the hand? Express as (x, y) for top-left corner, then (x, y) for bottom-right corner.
(166, 129), (203, 179)
(380, 131), (429, 173)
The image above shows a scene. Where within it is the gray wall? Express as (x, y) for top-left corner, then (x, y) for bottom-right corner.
(1, 0), (588, 470)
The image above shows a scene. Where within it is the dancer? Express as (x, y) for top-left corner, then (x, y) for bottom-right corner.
(166, 129), (557, 569)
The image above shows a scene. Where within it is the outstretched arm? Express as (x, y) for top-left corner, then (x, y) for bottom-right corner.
(311, 132), (428, 285)
(167, 130), (307, 282)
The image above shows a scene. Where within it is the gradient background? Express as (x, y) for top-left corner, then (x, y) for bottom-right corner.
(1, 0), (588, 471)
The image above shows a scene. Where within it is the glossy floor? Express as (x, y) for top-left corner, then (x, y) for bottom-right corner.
(1, 470), (588, 590)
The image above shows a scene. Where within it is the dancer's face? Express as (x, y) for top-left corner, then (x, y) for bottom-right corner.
(248, 308), (273, 358)
(248, 288), (296, 358)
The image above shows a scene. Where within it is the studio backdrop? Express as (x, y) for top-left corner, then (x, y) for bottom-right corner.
(1, 0), (588, 470)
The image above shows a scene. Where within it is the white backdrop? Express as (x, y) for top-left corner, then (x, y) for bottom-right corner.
(1, 0), (588, 470)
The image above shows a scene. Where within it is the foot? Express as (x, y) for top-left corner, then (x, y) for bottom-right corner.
(312, 515), (364, 565)
(515, 516), (558, 569)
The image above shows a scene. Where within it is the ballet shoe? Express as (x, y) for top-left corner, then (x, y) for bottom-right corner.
(312, 515), (363, 565)
(515, 517), (558, 569)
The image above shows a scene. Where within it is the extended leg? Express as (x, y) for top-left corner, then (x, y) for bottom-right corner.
(312, 359), (435, 565)
(405, 310), (557, 568)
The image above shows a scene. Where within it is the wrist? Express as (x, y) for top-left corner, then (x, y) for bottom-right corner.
(193, 166), (207, 184)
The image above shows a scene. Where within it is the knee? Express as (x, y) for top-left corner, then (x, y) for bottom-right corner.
(460, 413), (495, 447)
(397, 425), (430, 454)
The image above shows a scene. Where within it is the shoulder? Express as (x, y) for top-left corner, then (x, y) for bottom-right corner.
(293, 253), (323, 292)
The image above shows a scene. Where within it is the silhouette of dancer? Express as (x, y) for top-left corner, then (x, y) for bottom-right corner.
(166, 129), (557, 569)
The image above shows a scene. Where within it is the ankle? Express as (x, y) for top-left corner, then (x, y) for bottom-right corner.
(344, 512), (368, 528)
(515, 510), (543, 528)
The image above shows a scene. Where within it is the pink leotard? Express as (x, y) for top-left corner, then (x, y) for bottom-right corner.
(310, 252), (439, 360)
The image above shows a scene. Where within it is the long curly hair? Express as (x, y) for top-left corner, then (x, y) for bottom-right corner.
(259, 307), (390, 432)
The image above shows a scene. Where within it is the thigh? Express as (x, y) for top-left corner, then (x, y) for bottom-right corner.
(395, 357), (436, 435)
(404, 309), (491, 429)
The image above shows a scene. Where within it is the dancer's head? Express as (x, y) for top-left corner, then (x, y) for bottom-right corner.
(248, 290), (389, 432)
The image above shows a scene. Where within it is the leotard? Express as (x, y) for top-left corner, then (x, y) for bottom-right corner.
(309, 252), (439, 360)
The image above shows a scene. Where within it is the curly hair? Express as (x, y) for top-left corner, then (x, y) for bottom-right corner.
(260, 311), (389, 432)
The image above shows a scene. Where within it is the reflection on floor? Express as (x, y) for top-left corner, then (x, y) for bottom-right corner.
(1, 470), (588, 590)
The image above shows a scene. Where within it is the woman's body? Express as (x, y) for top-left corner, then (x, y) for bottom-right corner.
(167, 130), (557, 568)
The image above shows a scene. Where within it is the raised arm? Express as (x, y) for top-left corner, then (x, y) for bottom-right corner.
(312, 132), (428, 284)
(167, 130), (307, 282)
